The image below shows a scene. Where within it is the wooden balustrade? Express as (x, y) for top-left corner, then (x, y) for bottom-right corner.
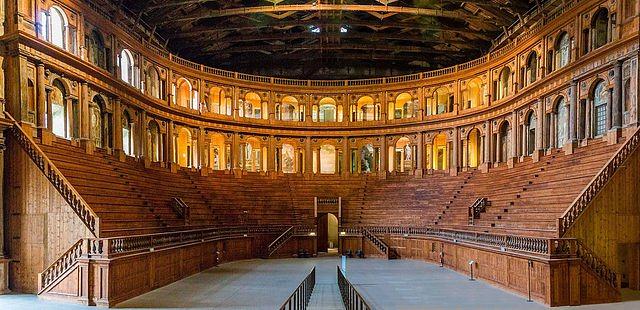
(361, 228), (389, 257)
(337, 266), (373, 310)
(171, 197), (190, 222)
(5, 112), (100, 236)
(279, 267), (316, 310)
(267, 226), (295, 257)
(342, 225), (618, 292)
(558, 127), (640, 236)
(467, 197), (488, 225)
(38, 239), (85, 294)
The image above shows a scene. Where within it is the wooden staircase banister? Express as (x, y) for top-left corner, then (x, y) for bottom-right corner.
(558, 127), (640, 237)
(266, 226), (295, 257)
(361, 227), (393, 259)
(171, 197), (190, 223)
(468, 197), (488, 225)
(37, 239), (85, 294)
(4, 112), (100, 236)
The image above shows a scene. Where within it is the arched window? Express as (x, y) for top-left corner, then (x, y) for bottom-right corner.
(177, 128), (193, 167)
(90, 95), (106, 148)
(433, 88), (451, 115)
(526, 112), (537, 155)
(592, 81), (608, 137)
(280, 96), (299, 121)
(467, 129), (481, 168)
(120, 49), (134, 85)
(148, 121), (161, 162)
(145, 67), (162, 99)
(592, 9), (610, 50)
(555, 97), (568, 147)
(432, 134), (448, 170)
(318, 97), (337, 122)
(319, 144), (336, 174)
(497, 67), (511, 100)
(390, 93), (414, 119)
(51, 80), (67, 138)
(353, 96), (376, 121)
(499, 121), (511, 162)
(243, 93), (262, 119)
(175, 78), (193, 109)
(463, 78), (482, 109)
(360, 144), (375, 173)
(86, 30), (107, 70)
(555, 32), (571, 70)
(49, 7), (67, 49)
(525, 52), (538, 86)
(122, 111), (134, 156)
(208, 87), (231, 115)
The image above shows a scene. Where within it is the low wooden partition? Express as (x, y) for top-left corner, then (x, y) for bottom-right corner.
(38, 226), (286, 307)
(340, 227), (620, 307)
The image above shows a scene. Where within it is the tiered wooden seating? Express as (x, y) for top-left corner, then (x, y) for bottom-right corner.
(438, 139), (621, 237)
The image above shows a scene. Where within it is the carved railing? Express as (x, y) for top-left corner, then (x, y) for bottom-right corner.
(316, 197), (340, 205)
(171, 197), (190, 222)
(558, 127), (640, 236)
(549, 239), (618, 289)
(267, 226), (295, 257)
(361, 228), (389, 258)
(337, 266), (373, 310)
(84, 225), (287, 258)
(279, 267), (316, 310)
(4, 112), (100, 236)
(38, 239), (85, 294)
(342, 225), (618, 290)
(467, 198), (488, 225)
(266, 226), (316, 257)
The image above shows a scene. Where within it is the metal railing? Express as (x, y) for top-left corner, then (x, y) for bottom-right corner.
(337, 266), (373, 310)
(279, 267), (316, 310)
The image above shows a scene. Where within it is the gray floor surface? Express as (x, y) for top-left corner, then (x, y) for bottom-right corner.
(1, 256), (640, 309)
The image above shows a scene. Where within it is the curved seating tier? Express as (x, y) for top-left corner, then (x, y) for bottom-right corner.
(37, 136), (622, 238)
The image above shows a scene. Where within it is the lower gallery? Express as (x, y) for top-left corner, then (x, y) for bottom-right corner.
(0, 0), (639, 308)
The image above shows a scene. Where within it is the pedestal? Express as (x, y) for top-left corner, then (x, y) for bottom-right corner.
(0, 258), (10, 294)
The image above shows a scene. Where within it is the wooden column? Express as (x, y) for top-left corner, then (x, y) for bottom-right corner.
(379, 135), (387, 178)
(138, 110), (147, 158)
(305, 136), (312, 176)
(416, 132), (424, 177)
(80, 82), (90, 140)
(167, 120), (174, 163)
(511, 111), (518, 160)
(36, 62), (46, 128)
(0, 128), (10, 294)
(342, 137), (349, 175)
(611, 60), (623, 130)
(112, 98), (122, 151)
(197, 127), (205, 168)
(451, 127), (459, 175)
(268, 135), (275, 172)
(483, 120), (492, 166)
(569, 80), (578, 143)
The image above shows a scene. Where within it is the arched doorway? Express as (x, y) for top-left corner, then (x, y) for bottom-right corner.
(393, 137), (414, 172)
(467, 129), (481, 168)
(317, 212), (339, 254)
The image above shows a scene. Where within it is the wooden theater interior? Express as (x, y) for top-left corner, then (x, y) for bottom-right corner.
(0, 0), (639, 308)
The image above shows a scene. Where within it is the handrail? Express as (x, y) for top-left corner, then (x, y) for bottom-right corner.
(38, 239), (84, 294)
(4, 111), (100, 236)
(337, 266), (373, 310)
(558, 127), (640, 236)
(549, 239), (618, 289)
(279, 267), (316, 310)
(343, 225), (618, 290)
(171, 197), (190, 222)
(468, 198), (488, 225)
(84, 225), (289, 258)
(361, 228), (389, 257)
(267, 226), (295, 257)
